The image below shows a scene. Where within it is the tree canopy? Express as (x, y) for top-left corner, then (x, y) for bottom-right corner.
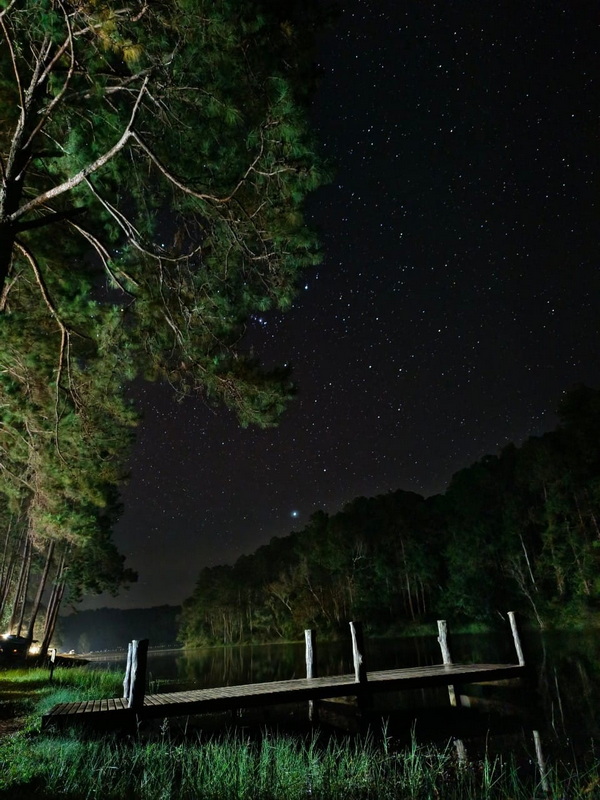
(0, 0), (326, 629)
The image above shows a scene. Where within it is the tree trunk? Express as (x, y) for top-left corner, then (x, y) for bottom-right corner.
(39, 549), (67, 655)
(0, 224), (17, 307)
(15, 542), (32, 637)
(0, 560), (15, 621)
(25, 540), (55, 644)
(0, 517), (13, 589)
(10, 536), (31, 634)
(0, 520), (22, 621)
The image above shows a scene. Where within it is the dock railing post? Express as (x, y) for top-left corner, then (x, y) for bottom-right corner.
(350, 621), (372, 712)
(305, 629), (316, 680)
(437, 619), (466, 765)
(127, 638), (149, 710)
(305, 629), (318, 722)
(350, 621), (367, 684)
(508, 611), (525, 666)
(437, 619), (452, 666)
(123, 641), (133, 701)
(437, 619), (460, 707)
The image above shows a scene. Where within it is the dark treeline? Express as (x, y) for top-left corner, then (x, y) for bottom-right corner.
(180, 385), (600, 646)
(57, 605), (181, 654)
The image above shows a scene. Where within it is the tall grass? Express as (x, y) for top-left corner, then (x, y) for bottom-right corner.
(0, 665), (123, 724)
(2, 726), (596, 800)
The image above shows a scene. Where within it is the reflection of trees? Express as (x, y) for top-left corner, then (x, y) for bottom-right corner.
(530, 632), (600, 741)
(177, 643), (305, 688)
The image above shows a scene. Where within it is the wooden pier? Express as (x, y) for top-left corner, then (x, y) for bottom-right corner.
(41, 616), (527, 732)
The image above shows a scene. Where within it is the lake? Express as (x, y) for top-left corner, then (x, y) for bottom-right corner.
(88, 627), (600, 762)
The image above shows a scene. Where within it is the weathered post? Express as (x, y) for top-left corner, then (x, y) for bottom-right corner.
(508, 611), (525, 666)
(437, 619), (452, 666)
(123, 641), (133, 701)
(48, 648), (56, 682)
(350, 621), (367, 684)
(127, 639), (149, 710)
(305, 629), (316, 679)
(305, 629), (318, 722)
(437, 619), (459, 705)
(437, 620), (466, 764)
(533, 730), (550, 794)
(350, 621), (371, 713)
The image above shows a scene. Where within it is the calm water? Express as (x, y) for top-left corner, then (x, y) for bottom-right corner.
(90, 628), (600, 759)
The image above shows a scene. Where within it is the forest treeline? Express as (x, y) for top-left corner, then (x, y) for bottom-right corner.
(179, 385), (600, 646)
(56, 605), (181, 654)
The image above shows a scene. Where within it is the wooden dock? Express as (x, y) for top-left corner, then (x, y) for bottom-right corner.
(42, 616), (529, 732)
(41, 662), (525, 731)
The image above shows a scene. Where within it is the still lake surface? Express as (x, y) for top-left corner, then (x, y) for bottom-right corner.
(89, 628), (600, 760)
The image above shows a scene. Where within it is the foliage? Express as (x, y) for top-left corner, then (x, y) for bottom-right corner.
(56, 604), (181, 652)
(180, 385), (600, 642)
(179, 490), (445, 645)
(0, 0), (326, 620)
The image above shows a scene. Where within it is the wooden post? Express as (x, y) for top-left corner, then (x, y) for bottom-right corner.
(350, 621), (367, 683)
(350, 621), (371, 713)
(305, 629), (318, 722)
(508, 611), (525, 666)
(127, 638), (149, 710)
(437, 619), (452, 665)
(49, 648), (56, 682)
(437, 619), (459, 707)
(123, 641), (133, 700)
(533, 730), (550, 794)
(305, 629), (316, 679)
(437, 620), (466, 762)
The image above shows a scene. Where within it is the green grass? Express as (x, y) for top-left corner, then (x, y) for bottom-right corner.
(0, 667), (598, 799)
(0, 665), (123, 728)
(3, 726), (597, 800)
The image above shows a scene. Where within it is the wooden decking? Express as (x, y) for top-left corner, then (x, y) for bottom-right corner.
(42, 662), (525, 731)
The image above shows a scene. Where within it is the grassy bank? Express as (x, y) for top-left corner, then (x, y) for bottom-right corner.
(0, 667), (598, 799)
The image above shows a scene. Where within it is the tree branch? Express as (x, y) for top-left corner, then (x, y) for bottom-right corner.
(66, 218), (137, 296)
(84, 176), (202, 264)
(130, 131), (265, 205)
(23, 2), (76, 153)
(0, 0), (18, 20)
(13, 239), (70, 461)
(0, 13), (25, 139)
(8, 77), (149, 223)
(0, 269), (20, 312)
(14, 207), (85, 233)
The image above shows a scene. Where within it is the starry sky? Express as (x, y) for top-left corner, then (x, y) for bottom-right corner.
(83, 0), (598, 610)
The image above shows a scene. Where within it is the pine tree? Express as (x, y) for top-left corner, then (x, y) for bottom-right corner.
(0, 0), (326, 618)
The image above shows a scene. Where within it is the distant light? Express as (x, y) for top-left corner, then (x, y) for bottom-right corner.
(290, 510), (300, 518)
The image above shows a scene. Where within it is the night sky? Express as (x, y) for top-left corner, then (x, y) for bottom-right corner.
(83, 0), (598, 610)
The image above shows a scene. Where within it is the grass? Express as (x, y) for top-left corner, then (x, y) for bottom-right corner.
(0, 664), (123, 731)
(4, 726), (598, 800)
(0, 666), (599, 799)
